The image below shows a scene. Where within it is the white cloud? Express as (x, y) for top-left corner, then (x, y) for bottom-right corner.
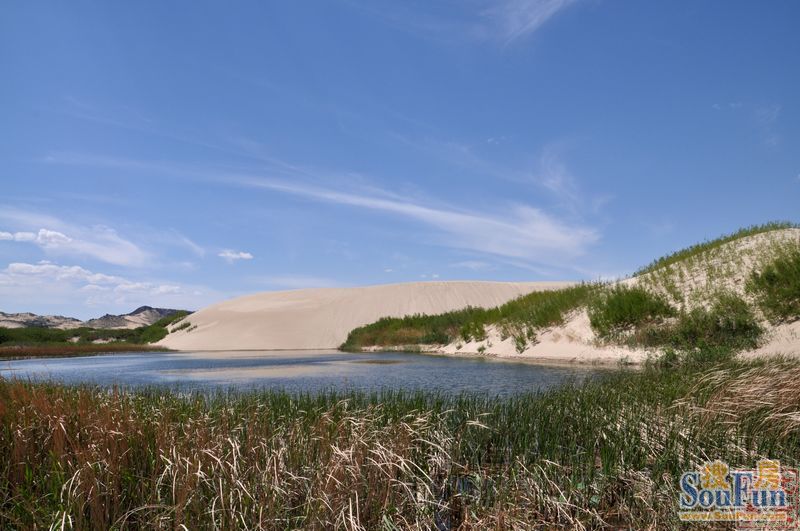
(0, 231), (37, 242)
(218, 250), (254, 263)
(251, 275), (340, 290)
(0, 209), (149, 267)
(535, 144), (581, 209)
(2, 262), (176, 294)
(483, 0), (580, 44)
(0, 261), (218, 317)
(450, 260), (492, 271)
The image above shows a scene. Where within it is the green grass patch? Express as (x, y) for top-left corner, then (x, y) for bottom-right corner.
(747, 244), (800, 323)
(342, 284), (595, 350)
(341, 306), (488, 350)
(635, 292), (763, 353)
(588, 284), (676, 338)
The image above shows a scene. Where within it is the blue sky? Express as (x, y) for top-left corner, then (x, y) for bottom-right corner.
(1, 1), (798, 319)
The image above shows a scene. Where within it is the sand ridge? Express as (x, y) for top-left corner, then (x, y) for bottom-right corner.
(159, 281), (573, 351)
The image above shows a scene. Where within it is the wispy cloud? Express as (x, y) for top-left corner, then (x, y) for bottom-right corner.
(1, 262), (175, 293)
(535, 144), (582, 210)
(234, 175), (598, 264)
(450, 260), (493, 271)
(250, 275), (341, 290)
(0, 260), (224, 317)
(218, 250), (254, 263)
(755, 103), (781, 147)
(47, 153), (600, 267)
(0, 208), (149, 267)
(343, 0), (581, 46)
(483, 0), (581, 44)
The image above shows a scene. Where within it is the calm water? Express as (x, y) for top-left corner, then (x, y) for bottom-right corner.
(0, 350), (604, 396)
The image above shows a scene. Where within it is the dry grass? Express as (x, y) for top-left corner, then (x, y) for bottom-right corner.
(2, 355), (800, 529)
(678, 360), (800, 438)
(0, 344), (170, 359)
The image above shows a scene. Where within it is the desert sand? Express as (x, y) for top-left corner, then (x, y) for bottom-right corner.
(160, 229), (800, 364)
(159, 281), (571, 351)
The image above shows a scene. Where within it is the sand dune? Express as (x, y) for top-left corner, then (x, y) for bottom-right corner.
(438, 228), (800, 364)
(159, 281), (571, 351)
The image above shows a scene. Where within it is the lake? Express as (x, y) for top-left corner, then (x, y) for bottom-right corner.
(0, 350), (605, 396)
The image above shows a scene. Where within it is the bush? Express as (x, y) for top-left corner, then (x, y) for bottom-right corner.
(588, 285), (676, 338)
(459, 320), (486, 342)
(670, 292), (763, 350)
(747, 245), (800, 323)
(634, 292), (762, 356)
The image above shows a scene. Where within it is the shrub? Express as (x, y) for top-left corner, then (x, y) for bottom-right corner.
(670, 292), (763, 350)
(459, 320), (486, 342)
(171, 321), (192, 333)
(747, 245), (800, 323)
(588, 285), (676, 338)
(634, 292), (762, 356)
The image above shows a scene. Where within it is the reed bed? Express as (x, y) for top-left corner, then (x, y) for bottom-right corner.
(0, 344), (170, 359)
(2, 357), (799, 529)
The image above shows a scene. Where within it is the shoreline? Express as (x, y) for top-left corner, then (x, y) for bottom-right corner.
(355, 343), (645, 367)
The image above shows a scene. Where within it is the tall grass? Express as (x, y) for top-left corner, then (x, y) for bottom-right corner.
(587, 284), (675, 339)
(340, 307), (488, 350)
(0, 343), (169, 359)
(747, 244), (800, 323)
(635, 221), (798, 275)
(590, 288), (764, 355)
(342, 284), (595, 350)
(2, 355), (799, 528)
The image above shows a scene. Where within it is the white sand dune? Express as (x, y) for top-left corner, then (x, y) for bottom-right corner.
(439, 228), (800, 364)
(159, 281), (572, 351)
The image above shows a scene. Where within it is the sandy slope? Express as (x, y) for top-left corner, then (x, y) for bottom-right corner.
(435, 228), (800, 364)
(161, 229), (800, 362)
(159, 281), (571, 351)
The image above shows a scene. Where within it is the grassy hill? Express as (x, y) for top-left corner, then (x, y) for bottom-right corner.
(342, 223), (800, 362)
(0, 311), (191, 358)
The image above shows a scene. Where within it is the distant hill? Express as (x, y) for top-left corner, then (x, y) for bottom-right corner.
(0, 312), (84, 330)
(0, 306), (186, 330)
(83, 306), (184, 329)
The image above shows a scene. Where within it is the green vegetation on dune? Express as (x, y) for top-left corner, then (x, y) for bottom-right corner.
(587, 284), (675, 338)
(588, 288), (764, 352)
(341, 284), (595, 351)
(634, 221), (798, 275)
(748, 244), (800, 323)
(341, 306), (488, 349)
(346, 222), (798, 357)
(2, 355), (799, 528)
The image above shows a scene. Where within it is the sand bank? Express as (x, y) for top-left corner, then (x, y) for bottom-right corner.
(159, 281), (572, 351)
